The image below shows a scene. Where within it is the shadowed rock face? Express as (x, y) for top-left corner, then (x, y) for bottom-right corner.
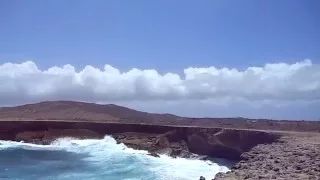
(0, 120), (280, 161)
(186, 128), (279, 160)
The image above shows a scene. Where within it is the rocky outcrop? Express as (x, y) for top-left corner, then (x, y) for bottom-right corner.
(112, 132), (192, 157)
(111, 127), (280, 160)
(113, 133), (173, 153)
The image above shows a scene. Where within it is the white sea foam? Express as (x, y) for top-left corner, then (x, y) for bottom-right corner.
(0, 136), (230, 180)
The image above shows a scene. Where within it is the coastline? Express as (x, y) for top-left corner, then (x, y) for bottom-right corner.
(0, 101), (319, 180)
(3, 120), (319, 179)
(0, 120), (280, 160)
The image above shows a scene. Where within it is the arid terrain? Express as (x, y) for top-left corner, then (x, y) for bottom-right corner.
(0, 101), (320, 180)
(1, 101), (320, 132)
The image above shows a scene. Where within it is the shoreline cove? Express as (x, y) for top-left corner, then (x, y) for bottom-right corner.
(0, 136), (231, 180)
(0, 120), (283, 179)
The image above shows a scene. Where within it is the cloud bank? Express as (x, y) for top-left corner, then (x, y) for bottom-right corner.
(0, 59), (319, 107)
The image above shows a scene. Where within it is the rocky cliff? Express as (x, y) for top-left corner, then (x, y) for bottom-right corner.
(0, 120), (279, 161)
(2, 120), (319, 179)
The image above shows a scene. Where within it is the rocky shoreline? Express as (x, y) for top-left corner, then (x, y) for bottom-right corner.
(214, 133), (320, 180)
(1, 120), (320, 179)
(0, 121), (279, 160)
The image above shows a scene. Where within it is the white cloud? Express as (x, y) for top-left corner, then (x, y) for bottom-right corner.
(0, 59), (319, 107)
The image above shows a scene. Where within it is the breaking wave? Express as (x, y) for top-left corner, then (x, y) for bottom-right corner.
(0, 136), (230, 180)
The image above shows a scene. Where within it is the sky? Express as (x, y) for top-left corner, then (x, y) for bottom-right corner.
(0, 0), (319, 120)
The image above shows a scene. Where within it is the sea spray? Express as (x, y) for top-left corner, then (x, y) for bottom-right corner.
(0, 136), (230, 180)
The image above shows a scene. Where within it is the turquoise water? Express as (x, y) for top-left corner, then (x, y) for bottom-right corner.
(0, 136), (230, 180)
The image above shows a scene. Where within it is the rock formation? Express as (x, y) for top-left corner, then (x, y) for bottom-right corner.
(0, 120), (279, 161)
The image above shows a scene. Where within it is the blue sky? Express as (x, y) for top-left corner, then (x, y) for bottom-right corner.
(1, 0), (319, 70)
(0, 0), (319, 119)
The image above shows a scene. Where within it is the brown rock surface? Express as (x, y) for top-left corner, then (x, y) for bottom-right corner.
(112, 132), (172, 153)
(214, 133), (320, 180)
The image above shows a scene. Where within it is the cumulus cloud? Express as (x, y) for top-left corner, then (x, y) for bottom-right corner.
(0, 59), (319, 106)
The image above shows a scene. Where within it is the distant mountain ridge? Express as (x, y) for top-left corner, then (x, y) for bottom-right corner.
(0, 100), (319, 132)
(0, 101), (180, 123)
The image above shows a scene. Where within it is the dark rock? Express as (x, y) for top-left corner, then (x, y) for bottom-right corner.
(273, 167), (279, 172)
(232, 163), (241, 169)
(187, 129), (279, 160)
(147, 152), (160, 158)
(296, 165), (302, 170)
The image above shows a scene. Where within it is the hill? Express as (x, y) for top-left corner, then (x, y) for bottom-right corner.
(0, 100), (319, 132)
(0, 101), (180, 123)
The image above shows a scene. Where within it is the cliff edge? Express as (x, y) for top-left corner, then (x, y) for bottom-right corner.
(0, 121), (279, 161)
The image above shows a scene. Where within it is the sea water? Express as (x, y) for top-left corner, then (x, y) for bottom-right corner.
(0, 136), (230, 180)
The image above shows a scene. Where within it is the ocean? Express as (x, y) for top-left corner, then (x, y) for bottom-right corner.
(0, 136), (230, 180)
